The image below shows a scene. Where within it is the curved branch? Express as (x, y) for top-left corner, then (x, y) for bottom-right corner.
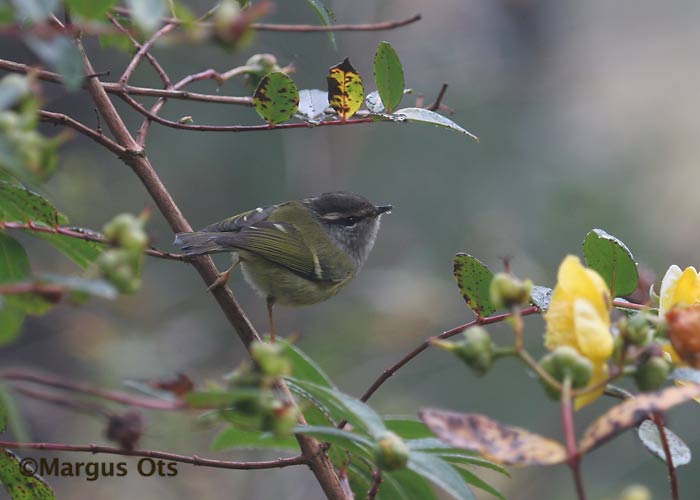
(1, 369), (185, 411)
(249, 14), (422, 32)
(0, 221), (187, 261)
(38, 110), (126, 157)
(111, 17), (175, 86)
(119, 91), (373, 133)
(0, 440), (306, 470)
(357, 306), (541, 404)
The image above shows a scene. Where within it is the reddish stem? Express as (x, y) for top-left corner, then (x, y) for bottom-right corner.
(652, 413), (679, 500)
(561, 379), (586, 500)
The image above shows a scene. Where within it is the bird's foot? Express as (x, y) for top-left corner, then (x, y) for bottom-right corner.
(207, 269), (232, 292)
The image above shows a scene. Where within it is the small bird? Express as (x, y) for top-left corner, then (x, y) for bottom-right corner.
(174, 191), (392, 341)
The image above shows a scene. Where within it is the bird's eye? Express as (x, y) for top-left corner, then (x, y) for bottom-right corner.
(341, 216), (359, 226)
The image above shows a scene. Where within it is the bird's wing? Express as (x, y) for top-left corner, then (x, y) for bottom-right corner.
(211, 221), (322, 281)
(200, 204), (277, 233)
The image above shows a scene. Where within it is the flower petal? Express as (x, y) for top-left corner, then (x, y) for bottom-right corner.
(557, 255), (610, 318)
(573, 299), (613, 361)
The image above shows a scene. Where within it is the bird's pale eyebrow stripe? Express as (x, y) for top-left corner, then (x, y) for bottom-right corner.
(256, 207), (263, 212)
(321, 212), (344, 220)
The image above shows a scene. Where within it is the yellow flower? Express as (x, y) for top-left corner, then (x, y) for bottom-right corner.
(544, 255), (613, 408)
(659, 265), (700, 317)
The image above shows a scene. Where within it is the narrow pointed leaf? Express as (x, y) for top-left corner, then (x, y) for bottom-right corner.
(211, 427), (299, 452)
(453, 253), (496, 317)
(637, 419), (691, 467)
(294, 425), (375, 458)
(277, 339), (335, 388)
(253, 72), (299, 125)
(65, 0), (117, 19)
(303, 0), (336, 49)
(393, 108), (479, 141)
(382, 469), (438, 500)
(327, 58), (364, 120)
(420, 408), (567, 466)
(579, 384), (700, 454)
(408, 451), (476, 500)
(583, 229), (638, 296)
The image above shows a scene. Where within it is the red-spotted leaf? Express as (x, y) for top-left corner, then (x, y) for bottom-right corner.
(327, 58), (364, 120)
(253, 72), (299, 125)
(453, 254), (496, 317)
(420, 408), (566, 467)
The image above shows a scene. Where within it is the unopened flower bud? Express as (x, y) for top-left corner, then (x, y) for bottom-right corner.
(375, 431), (409, 470)
(539, 346), (593, 400)
(433, 326), (494, 376)
(489, 273), (533, 310)
(261, 400), (300, 438)
(97, 249), (141, 294)
(634, 355), (672, 391)
(666, 304), (700, 368)
(621, 313), (653, 346)
(250, 341), (291, 377)
(103, 213), (148, 252)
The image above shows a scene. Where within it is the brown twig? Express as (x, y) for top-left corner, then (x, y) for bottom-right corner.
(111, 17), (175, 86)
(75, 37), (347, 499)
(0, 58), (252, 106)
(0, 221), (187, 261)
(357, 306), (541, 405)
(561, 378), (586, 500)
(11, 386), (112, 418)
(0, 440), (306, 470)
(1, 369), (185, 411)
(38, 110), (126, 157)
(652, 413), (679, 500)
(425, 83), (448, 111)
(366, 469), (383, 500)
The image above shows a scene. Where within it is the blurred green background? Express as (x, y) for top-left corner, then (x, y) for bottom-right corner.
(3, 0), (700, 498)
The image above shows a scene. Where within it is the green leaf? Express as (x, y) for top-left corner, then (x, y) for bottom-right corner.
(0, 382), (29, 441)
(186, 389), (241, 408)
(126, 0), (167, 33)
(303, 0), (336, 49)
(408, 451), (476, 500)
(384, 417), (434, 439)
(0, 449), (56, 499)
(0, 180), (63, 225)
(382, 469), (438, 500)
(211, 426), (299, 452)
(392, 108), (479, 141)
(0, 233), (29, 282)
(294, 425), (375, 457)
(0, 233), (48, 316)
(453, 253), (496, 317)
(0, 301), (24, 345)
(253, 72), (300, 125)
(637, 419), (691, 467)
(407, 438), (451, 451)
(530, 285), (552, 311)
(296, 89), (330, 124)
(285, 377), (385, 437)
(30, 233), (102, 269)
(583, 229), (638, 296)
(327, 58), (364, 120)
(449, 465), (506, 500)
(24, 35), (84, 90)
(374, 42), (404, 113)
(277, 339), (335, 388)
(10, 0), (58, 22)
(434, 452), (509, 476)
(65, 0), (117, 19)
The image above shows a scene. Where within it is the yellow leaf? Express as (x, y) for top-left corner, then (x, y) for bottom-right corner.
(327, 58), (364, 120)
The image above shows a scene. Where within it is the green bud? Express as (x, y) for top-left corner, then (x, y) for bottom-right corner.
(97, 249), (141, 294)
(261, 400), (300, 438)
(622, 313), (652, 346)
(489, 273), (533, 310)
(539, 346), (593, 400)
(103, 213), (148, 252)
(250, 341), (291, 377)
(433, 326), (494, 376)
(375, 431), (409, 470)
(634, 356), (672, 391)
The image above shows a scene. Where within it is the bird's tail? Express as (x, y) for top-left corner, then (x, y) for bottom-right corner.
(173, 232), (228, 256)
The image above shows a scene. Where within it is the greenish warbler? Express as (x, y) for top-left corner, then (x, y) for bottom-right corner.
(174, 191), (392, 341)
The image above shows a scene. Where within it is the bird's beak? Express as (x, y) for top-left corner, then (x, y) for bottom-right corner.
(375, 204), (393, 216)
